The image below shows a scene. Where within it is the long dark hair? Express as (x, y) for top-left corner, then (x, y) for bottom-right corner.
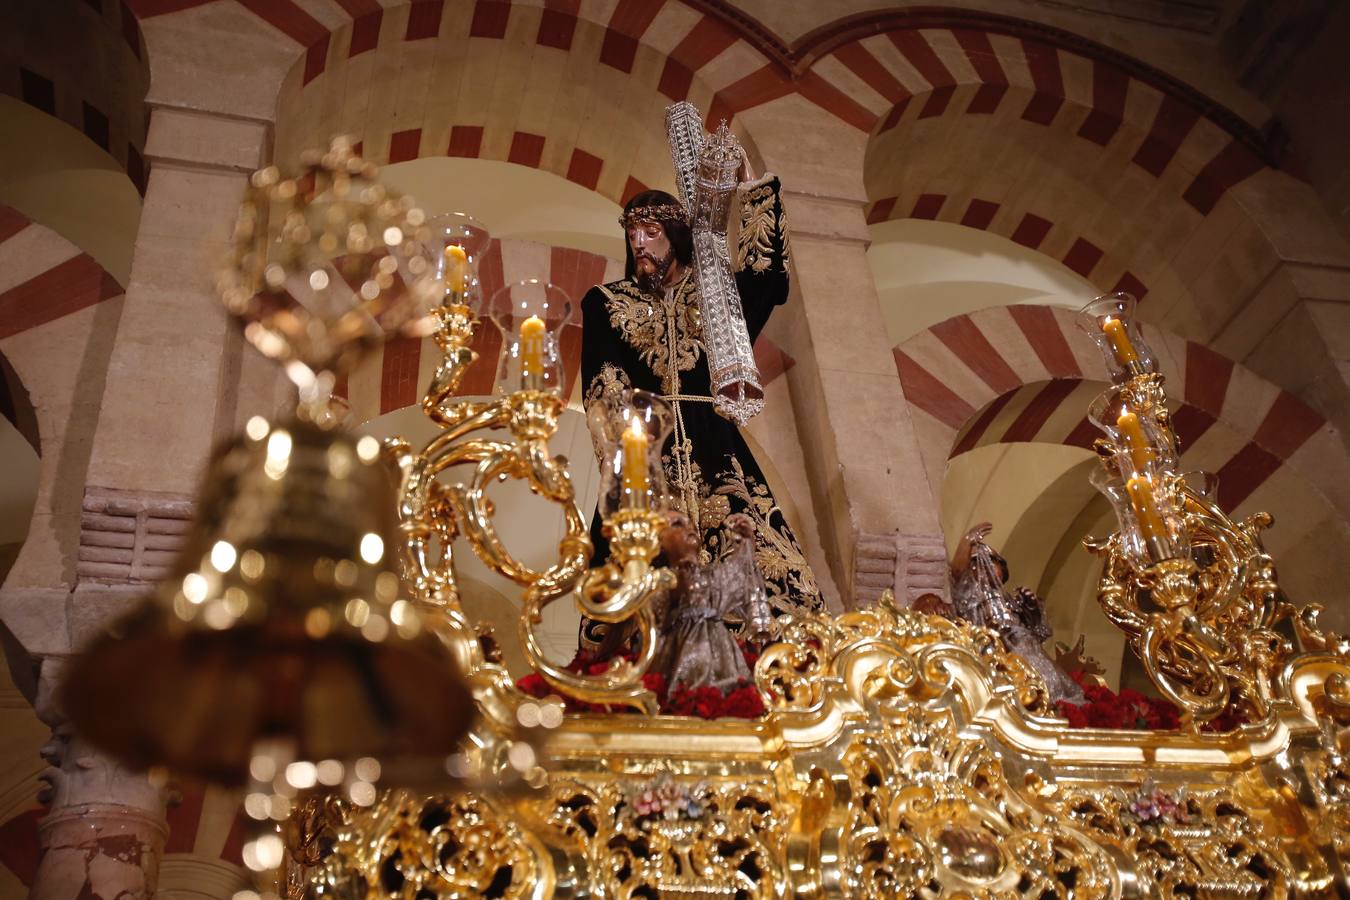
(622, 190), (693, 280)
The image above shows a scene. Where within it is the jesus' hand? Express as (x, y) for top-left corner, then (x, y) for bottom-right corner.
(726, 512), (756, 544)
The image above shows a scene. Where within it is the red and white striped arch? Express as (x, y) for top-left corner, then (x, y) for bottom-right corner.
(857, 40), (1289, 351)
(0, 208), (125, 346)
(837, 26), (1264, 212)
(265, 0), (788, 206)
(846, 19), (1295, 352)
(895, 304), (1350, 521)
(870, 194), (1153, 303)
(122, 3), (1270, 208)
(340, 236), (795, 422)
(127, 0), (789, 198)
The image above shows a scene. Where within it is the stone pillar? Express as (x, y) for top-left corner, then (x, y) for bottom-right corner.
(17, 105), (274, 896)
(743, 96), (946, 607)
(83, 105), (274, 497)
(1218, 171), (1350, 454)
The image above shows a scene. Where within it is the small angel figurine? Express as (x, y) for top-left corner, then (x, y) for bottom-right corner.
(651, 510), (773, 692)
(951, 521), (1084, 703)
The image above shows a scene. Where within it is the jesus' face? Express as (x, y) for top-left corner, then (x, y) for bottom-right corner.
(627, 220), (675, 292)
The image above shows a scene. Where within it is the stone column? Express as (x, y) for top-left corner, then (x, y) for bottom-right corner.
(1222, 172), (1350, 455)
(30, 658), (168, 900)
(83, 105), (274, 497)
(18, 105), (274, 897)
(743, 96), (946, 607)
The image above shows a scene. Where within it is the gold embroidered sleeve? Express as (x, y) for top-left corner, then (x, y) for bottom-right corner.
(735, 174), (789, 274)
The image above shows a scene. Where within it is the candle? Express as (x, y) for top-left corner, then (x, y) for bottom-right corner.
(444, 245), (467, 295)
(1102, 317), (1140, 368)
(519, 315), (545, 388)
(621, 416), (649, 508)
(1116, 411), (1155, 473)
(1126, 475), (1169, 546)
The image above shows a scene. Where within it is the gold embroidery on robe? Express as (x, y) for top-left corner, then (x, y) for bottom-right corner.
(736, 182), (776, 273)
(597, 280), (702, 393)
(709, 457), (822, 615)
(777, 203), (792, 269)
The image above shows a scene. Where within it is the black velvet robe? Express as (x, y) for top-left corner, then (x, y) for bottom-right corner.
(579, 175), (824, 638)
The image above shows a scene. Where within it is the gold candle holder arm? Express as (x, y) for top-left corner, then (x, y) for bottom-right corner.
(517, 508), (674, 713)
(422, 288), (486, 427)
(519, 598), (663, 714)
(577, 510), (676, 623)
(453, 448), (546, 585)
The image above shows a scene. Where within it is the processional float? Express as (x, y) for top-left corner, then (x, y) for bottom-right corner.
(60, 125), (1350, 897)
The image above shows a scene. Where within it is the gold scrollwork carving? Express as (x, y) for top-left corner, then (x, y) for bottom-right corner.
(309, 791), (549, 897)
(540, 776), (785, 898)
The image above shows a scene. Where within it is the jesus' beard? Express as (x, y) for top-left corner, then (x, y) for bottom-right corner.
(635, 249), (676, 295)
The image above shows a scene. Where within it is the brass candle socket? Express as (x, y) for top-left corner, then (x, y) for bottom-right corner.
(580, 508), (674, 625)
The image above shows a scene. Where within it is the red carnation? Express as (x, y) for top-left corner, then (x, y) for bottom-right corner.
(516, 673), (549, 698)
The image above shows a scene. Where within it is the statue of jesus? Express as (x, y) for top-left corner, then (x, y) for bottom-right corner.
(579, 154), (823, 651)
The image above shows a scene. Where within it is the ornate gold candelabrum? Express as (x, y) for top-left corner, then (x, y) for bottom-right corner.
(1080, 293), (1344, 725)
(388, 236), (677, 716)
(288, 218), (682, 893)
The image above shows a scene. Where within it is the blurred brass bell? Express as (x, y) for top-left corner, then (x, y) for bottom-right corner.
(62, 417), (472, 785)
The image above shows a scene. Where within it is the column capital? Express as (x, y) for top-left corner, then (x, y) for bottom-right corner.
(144, 104), (271, 174)
(780, 189), (873, 246)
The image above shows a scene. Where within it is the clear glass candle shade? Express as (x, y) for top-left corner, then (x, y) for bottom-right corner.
(419, 212), (492, 310)
(487, 279), (572, 395)
(1090, 464), (1190, 565)
(1087, 385), (1177, 479)
(1079, 293), (1157, 383)
(589, 389), (675, 518)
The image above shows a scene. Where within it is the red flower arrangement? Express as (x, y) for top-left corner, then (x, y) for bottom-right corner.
(522, 657), (1248, 731)
(1055, 670), (1254, 732)
(1055, 671), (1181, 731)
(514, 647), (766, 719)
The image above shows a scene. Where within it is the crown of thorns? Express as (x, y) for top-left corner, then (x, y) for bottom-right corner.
(619, 202), (688, 229)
